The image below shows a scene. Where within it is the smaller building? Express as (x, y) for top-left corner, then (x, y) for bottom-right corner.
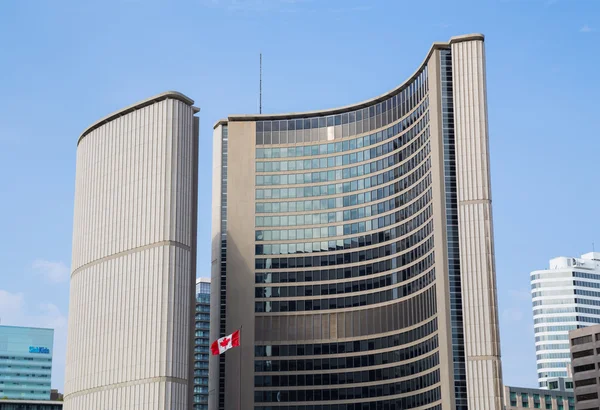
(0, 326), (54, 400)
(569, 325), (600, 409)
(0, 399), (62, 410)
(504, 378), (575, 409)
(194, 278), (210, 410)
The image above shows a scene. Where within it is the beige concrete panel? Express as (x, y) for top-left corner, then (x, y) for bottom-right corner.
(65, 96), (198, 410)
(224, 120), (257, 410)
(451, 39), (503, 409)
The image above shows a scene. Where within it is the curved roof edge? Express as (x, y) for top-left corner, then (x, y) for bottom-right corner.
(226, 34), (483, 122)
(78, 91), (198, 146)
(213, 119), (228, 130)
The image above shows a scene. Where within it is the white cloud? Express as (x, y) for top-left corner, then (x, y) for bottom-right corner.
(0, 289), (68, 392)
(580, 24), (595, 33)
(32, 259), (70, 283)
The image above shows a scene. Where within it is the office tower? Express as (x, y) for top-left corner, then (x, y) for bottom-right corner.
(0, 325), (53, 400)
(65, 92), (199, 410)
(195, 278), (211, 410)
(210, 34), (503, 410)
(531, 252), (600, 388)
(569, 324), (600, 409)
(503, 379), (574, 410)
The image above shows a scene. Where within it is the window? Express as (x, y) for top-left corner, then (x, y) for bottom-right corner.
(571, 335), (592, 346)
(575, 377), (597, 387)
(522, 392), (530, 407)
(510, 391), (517, 407)
(565, 381), (573, 389)
(574, 363), (596, 373)
(576, 392), (598, 402)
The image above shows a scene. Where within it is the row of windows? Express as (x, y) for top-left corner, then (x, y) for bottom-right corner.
(536, 362), (569, 369)
(255, 200), (430, 257)
(256, 79), (428, 146)
(531, 271), (574, 281)
(578, 316), (600, 324)
(575, 297), (600, 307)
(534, 316), (578, 324)
(574, 363), (597, 373)
(256, 266), (433, 299)
(535, 306), (600, 318)
(534, 325), (578, 333)
(256, 206), (431, 260)
(574, 280), (600, 289)
(574, 271), (600, 280)
(537, 352), (572, 360)
(255, 353), (439, 388)
(531, 280), (573, 290)
(255, 217), (432, 256)
(255, 338), (438, 374)
(575, 289), (600, 298)
(254, 370), (439, 403)
(255, 147), (430, 200)
(535, 334), (569, 342)
(255, 318), (437, 358)
(532, 298), (575, 307)
(255, 171), (430, 218)
(535, 343), (571, 351)
(256, 183), (430, 241)
(256, 122), (428, 178)
(255, 236), (433, 270)
(257, 92), (428, 146)
(532, 290), (575, 298)
(255, 253), (434, 285)
(538, 371), (568, 379)
(256, 270), (435, 312)
(572, 348), (597, 359)
(255, 396), (441, 410)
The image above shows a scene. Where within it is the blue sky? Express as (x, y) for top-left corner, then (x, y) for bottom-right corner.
(1, 0), (599, 393)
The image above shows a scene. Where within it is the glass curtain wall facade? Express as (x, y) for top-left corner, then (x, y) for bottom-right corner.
(531, 252), (600, 388)
(195, 278), (211, 410)
(210, 34), (503, 410)
(0, 326), (54, 400)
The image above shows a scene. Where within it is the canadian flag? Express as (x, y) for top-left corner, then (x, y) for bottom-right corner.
(211, 330), (240, 355)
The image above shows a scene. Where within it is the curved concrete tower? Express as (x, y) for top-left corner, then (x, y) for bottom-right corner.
(211, 34), (503, 410)
(65, 92), (199, 409)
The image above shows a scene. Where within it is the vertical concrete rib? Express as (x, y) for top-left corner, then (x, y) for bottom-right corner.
(451, 39), (503, 409)
(65, 92), (199, 410)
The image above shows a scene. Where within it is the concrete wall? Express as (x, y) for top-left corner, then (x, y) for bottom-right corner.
(451, 38), (503, 409)
(65, 95), (198, 410)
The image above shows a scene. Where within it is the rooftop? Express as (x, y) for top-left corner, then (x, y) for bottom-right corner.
(214, 34), (484, 128)
(78, 91), (199, 146)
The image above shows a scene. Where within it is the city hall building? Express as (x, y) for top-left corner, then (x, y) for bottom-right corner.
(210, 34), (503, 410)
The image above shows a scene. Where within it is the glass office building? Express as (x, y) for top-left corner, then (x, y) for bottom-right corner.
(0, 325), (54, 400)
(210, 34), (504, 410)
(195, 278), (211, 410)
(531, 252), (600, 388)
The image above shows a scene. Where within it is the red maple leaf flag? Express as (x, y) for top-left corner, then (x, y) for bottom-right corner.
(211, 330), (240, 355)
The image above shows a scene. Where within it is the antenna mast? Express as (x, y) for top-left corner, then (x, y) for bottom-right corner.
(259, 53), (262, 114)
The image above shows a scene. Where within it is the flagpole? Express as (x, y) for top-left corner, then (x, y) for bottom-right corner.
(239, 325), (243, 410)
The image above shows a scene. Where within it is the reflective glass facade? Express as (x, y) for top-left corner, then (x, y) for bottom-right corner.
(0, 326), (54, 401)
(195, 279), (211, 410)
(211, 34), (503, 410)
